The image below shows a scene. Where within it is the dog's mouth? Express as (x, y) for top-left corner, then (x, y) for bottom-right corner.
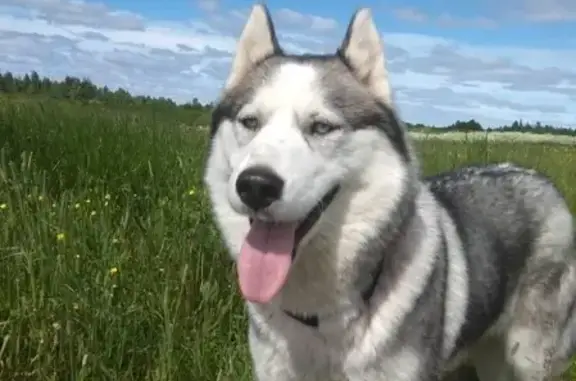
(237, 186), (339, 304)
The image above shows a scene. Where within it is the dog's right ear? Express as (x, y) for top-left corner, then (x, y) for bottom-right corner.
(225, 4), (282, 90)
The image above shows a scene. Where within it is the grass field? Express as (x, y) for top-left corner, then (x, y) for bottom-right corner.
(0, 99), (575, 381)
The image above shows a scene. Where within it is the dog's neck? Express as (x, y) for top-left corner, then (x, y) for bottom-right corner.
(275, 171), (421, 316)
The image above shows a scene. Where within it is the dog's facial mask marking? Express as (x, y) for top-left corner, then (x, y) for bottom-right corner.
(223, 5), (392, 304)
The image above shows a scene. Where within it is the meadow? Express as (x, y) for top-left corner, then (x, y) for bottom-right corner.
(0, 98), (575, 381)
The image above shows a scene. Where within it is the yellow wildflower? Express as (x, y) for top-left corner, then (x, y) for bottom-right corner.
(90, 210), (97, 216)
(188, 188), (196, 196)
(38, 195), (44, 201)
(0, 203), (7, 210)
(109, 267), (119, 276)
(85, 199), (91, 204)
(74, 203), (80, 209)
(56, 232), (65, 241)
(104, 194), (111, 200)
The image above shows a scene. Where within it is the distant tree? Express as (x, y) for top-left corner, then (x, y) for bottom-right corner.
(77, 78), (97, 101)
(447, 119), (483, 132)
(2, 72), (16, 93)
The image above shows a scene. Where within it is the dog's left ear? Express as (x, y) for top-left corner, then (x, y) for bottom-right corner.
(338, 9), (392, 106)
(225, 4), (282, 90)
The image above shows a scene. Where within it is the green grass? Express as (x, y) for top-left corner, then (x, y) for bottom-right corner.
(0, 98), (575, 381)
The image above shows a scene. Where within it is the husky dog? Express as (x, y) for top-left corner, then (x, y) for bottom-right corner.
(204, 4), (576, 381)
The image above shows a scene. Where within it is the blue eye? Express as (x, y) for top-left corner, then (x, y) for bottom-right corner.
(239, 116), (260, 130)
(310, 122), (338, 135)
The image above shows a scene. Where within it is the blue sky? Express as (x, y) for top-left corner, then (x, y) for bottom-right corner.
(0, 0), (575, 127)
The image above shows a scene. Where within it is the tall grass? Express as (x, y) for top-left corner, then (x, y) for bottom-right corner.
(0, 98), (574, 380)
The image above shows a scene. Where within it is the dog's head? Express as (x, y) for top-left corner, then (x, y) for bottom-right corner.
(204, 5), (414, 304)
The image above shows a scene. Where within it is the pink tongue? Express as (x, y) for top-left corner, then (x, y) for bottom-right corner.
(238, 220), (297, 304)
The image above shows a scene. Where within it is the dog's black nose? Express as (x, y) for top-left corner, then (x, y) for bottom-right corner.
(236, 166), (284, 211)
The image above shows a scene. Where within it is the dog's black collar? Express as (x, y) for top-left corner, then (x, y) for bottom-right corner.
(284, 310), (320, 327)
(284, 258), (384, 328)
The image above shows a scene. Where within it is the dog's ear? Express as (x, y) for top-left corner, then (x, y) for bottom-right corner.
(225, 4), (282, 90)
(338, 9), (392, 106)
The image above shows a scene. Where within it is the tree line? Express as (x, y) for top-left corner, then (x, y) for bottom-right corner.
(408, 119), (576, 136)
(0, 70), (574, 135)
(0, 70), (211, 111)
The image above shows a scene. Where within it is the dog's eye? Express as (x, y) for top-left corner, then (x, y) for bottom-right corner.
(310, 122), (338, 135)
(239, 116), (260, 131)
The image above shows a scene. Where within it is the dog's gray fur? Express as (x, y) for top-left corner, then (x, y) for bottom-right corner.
(204, 5), (576, 381)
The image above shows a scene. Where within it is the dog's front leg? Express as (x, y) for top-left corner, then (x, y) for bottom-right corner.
(249, 327), (294, 381)
(249, 324), (336, 381)
(344, 348), (441, 381)
(346, 367), (440, 381)
(249, 326), (316, 381)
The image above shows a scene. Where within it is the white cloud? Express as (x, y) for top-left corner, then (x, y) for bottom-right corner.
(197, 0), (219, 13)
(518, 0), (576, 22)
(393, 7), (427, 23)
(0, 0), (574, 127)
(275, 8), (338, 31)
(1, 0), (144, 30)
(401, 0), (576, 25)
(436, 13), (497, 28)
(392, 7), (497, 29)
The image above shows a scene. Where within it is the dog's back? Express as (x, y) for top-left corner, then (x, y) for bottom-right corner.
(427, 163), (576, 379)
